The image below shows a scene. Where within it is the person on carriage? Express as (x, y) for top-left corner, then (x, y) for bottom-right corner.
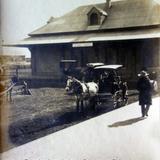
(81, 66), (96, 82)
(111, 81), (119, 95)
(98, 71), (116, 93)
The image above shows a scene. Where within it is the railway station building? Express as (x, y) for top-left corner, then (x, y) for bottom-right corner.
(12, 0), (160, 86)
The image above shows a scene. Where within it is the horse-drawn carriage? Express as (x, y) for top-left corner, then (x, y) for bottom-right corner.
(65, 63), (128, 112)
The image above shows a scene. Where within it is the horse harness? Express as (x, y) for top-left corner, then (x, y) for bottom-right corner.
(84, 83), (90, 95)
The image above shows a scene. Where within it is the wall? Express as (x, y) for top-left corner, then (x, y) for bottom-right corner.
(30, 38), (160, 86)
(30, 45), (62, 79)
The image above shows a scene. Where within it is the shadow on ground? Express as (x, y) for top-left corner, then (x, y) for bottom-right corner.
(108, 117), (145, 128)
(9, 104), (115, 146)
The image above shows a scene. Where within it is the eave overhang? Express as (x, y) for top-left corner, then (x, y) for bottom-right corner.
(4, 27), (160, 48)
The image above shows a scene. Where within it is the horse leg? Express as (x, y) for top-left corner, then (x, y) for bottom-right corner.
(80, 100), (84, 113)
(76, 98), (80, 112)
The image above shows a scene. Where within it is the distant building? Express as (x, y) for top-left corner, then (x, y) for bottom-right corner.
(0, 55), (30, 68)
(11, 0), (160, 85)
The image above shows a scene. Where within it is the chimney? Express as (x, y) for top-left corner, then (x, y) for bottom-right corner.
(105, 0), (112, 11)
(47, 16), (55, 24)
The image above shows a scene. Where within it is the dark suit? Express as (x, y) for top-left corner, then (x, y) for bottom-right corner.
(137, 76), (152, 117)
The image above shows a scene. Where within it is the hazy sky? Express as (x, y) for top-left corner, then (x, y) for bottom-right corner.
(1, 0), (160, 57)
(1, 0), (105, 57)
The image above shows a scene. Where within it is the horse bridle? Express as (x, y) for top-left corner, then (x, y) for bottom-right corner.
(69, 79), (83, 94)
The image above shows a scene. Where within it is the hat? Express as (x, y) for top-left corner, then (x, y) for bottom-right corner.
(138, 70), (149, 77)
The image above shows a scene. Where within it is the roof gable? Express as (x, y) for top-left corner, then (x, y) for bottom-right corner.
(29, 0), (160, 36)
(87, 6), (108, 16)
(87, 6), (108, 26)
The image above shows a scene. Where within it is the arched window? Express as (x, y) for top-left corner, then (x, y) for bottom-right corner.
(90, 13), (99, 25)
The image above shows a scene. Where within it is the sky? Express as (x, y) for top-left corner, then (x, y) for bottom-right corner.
(1, 0), (160, 57)
(1, 0), (105, 57)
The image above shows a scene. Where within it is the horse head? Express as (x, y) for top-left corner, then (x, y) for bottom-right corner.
(65, 76), (73, 92)
(65, 76), (83, 95)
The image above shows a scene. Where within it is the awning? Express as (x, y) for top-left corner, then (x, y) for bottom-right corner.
(4, 27), (160, 47)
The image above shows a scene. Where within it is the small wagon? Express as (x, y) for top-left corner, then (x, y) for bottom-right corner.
(84, 64), (128, 108)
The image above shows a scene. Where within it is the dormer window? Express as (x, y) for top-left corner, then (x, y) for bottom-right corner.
(90, 13), (99, 25)
(87, 6), (108, 26)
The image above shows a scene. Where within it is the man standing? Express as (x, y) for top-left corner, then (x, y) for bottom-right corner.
(137, 70), (152, 117)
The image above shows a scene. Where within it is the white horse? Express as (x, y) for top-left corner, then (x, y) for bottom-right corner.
(65, 77), (99, 112)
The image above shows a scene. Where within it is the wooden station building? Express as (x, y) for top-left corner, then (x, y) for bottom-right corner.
(12, 0), (160, 86)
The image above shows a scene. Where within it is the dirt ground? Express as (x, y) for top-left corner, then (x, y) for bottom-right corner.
(4, 88), (139, 151)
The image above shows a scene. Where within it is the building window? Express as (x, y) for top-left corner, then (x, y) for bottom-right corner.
(90, 13), (99, 25)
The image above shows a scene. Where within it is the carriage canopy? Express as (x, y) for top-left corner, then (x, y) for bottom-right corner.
(94, 65), (123, 70)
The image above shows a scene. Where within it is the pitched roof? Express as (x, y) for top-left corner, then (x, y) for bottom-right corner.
(8, 27), (160, 47)
(29, 0), (160, 36)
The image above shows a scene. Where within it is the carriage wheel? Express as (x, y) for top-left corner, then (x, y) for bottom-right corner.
(113, 91), (123, 108)
(113, 101), (118, 108)
(113, 100), (121, 108)
(76, 99), (80, 112)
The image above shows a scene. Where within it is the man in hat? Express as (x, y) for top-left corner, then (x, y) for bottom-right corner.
(137, 70), (152, 117)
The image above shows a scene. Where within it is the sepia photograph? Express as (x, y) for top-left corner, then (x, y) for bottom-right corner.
(1, 0), (160, 159)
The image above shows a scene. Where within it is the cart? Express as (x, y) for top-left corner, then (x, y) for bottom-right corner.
(85, 64), (128, 108)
